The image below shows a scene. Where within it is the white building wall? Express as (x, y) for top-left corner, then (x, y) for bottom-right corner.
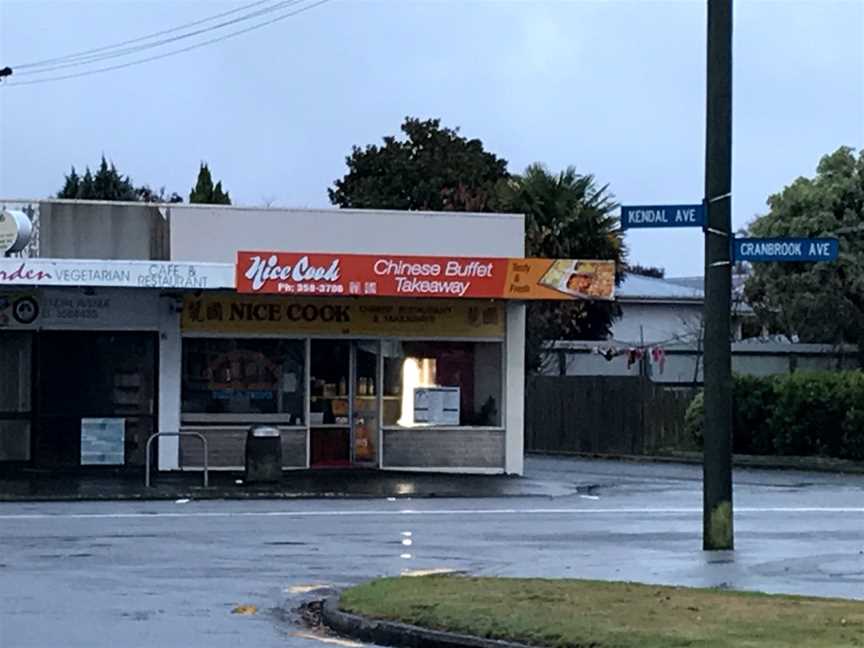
(169, 206), (525, 261)
(610, 302), (702, 345)
(170, 204), (527, 475)
(158, 296), (182, 470)
(549, 343), (857, 383)
(505, 302), (525, 475)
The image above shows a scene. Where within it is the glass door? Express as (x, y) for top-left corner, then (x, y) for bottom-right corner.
(309, 340), (351, 467)
(352, 341), (379, 467)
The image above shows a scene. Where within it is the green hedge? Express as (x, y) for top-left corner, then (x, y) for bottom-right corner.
(685, 372), (864, 460)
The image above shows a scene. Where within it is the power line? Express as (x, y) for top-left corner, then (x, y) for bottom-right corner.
(12, 0), (273, 70)
(12, 0), (308, 76)
(2, 0), (332, 87)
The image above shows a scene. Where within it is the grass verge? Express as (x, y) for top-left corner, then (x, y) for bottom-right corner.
(340, 576), (864, 648)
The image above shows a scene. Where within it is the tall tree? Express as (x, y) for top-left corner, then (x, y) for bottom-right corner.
(329, 121), (623, 370)
(57, 155), (181, 202)
(58, 156), (137, 200)
(744, 146), (864, 365)
(329, 117), (509, 212)
(189, 163), (231, 204)
(494, 164), (626, 369)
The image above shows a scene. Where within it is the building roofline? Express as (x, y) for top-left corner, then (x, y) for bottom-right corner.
(2, 198), (525, 222)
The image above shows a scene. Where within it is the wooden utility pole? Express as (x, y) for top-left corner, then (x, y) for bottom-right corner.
(702, 0), (734, 551)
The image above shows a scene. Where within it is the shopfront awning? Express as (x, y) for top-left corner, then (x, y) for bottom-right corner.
(236, 252), (615, 301)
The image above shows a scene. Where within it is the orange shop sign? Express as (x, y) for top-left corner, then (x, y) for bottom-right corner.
(235, 252), (615, 301)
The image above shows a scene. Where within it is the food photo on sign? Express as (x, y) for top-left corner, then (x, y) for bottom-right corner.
(536, 260), (615, 299)
(503, 258), (616, 300)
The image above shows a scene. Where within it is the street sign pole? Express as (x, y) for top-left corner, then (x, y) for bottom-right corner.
(703, 0), (734, 551)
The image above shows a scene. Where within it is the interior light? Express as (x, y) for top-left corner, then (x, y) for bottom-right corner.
(398, 357), (420, 427)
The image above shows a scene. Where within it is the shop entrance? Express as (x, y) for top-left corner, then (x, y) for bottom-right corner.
(31, 332), (157, 469)
(309, 340), (379, 468)
(0, 332), (33, 465)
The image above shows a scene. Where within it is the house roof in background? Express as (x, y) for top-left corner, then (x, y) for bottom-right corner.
(666, 273), (750, 298)
(618, 274), (704, 302)
(664, 276), (704, 291)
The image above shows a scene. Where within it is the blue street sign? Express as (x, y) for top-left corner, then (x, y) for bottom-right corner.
(733, 237), (839, 263)
(620, 204), (705, 229)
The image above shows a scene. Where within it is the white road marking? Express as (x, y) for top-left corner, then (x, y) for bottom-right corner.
(284, 584), (331, 594)
(0, 506), (861, 521)
(291, 631), (366, 647)
(400, 568), (464, 577)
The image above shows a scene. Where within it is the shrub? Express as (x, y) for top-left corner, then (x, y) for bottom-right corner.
(685, 375), (776, 453)
(684, 391), (704, 446)
(842, 407), (864, 460)
(683, 371), (864, 460)
(731, 374), (776, 454)
(840, 372), (864, 460)
(769, 373), (845, 456)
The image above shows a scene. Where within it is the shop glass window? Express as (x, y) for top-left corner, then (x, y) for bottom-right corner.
(382, 341), (502, 428)
(182, 338), (305, 424)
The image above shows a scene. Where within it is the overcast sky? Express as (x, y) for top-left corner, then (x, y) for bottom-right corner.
(1, 0), (862, 276)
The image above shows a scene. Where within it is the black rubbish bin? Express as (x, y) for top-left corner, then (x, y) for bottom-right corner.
(245, 425), (282, 483)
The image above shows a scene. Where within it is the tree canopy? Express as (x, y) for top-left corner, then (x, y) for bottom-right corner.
(330, 118), (626, 370)
(57, 156), (181, 203)
(189, 163), (231, 204)
(329, 117), (509, 212)
(744, 146), (864, 362)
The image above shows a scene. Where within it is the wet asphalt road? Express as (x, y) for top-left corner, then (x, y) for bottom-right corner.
(1, 456), (863, 648)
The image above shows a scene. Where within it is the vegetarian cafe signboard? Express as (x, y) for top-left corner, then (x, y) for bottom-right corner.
(0, 258), (234, 289)
(235, 251), (616, 301)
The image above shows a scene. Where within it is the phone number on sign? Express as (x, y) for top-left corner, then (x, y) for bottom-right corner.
(276, 283), (345, 294)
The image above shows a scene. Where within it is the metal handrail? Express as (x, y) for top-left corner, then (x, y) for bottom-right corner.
(145, 432), (209, 488)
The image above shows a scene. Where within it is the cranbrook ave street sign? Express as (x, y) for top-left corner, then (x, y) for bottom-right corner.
(620, 204), (705, 229)
(733, 237), (839, 263)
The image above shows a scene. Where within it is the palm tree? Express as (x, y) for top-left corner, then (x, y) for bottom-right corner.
(496, 163), (627, 370)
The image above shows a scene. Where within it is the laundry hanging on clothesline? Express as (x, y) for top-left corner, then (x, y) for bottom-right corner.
(592, 346), (627, 362)
(589, 343), (666, 374)
(650, 346), (666, 374)
(623, 345), (666, 374)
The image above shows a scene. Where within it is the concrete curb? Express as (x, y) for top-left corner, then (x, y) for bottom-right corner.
(527, 450), (864, 475)
(0, 484), (579, 503)
(321, 596), (539, 648)
(0, 491), (380, 503)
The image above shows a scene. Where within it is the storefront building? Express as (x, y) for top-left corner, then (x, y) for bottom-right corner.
(0, 259), (233, 472)
(178, 290), (516, 473)
(1, 201), (614, 477)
